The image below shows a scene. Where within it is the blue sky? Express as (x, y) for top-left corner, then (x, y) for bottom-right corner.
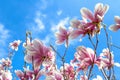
(0, 0), (120, 79)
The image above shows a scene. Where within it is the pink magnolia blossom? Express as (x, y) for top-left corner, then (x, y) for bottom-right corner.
(25, 39), (55, 69)
(74, 46), (96, 67)
(109, 16), (120, 31)
(70, 19), (87, 39)
(15, 70), (32, 80)
(0, 58), (11, 67)
(97, 48), (114, 69)
(45, 65), (63, 80)
(80, 75), (88, 80)
(9, 40), (21, 51)
(15, 66), (44, 80)
(55, 26), (71, 47)
(80, 3), (109, 32)
(0, 70), (12, 80)
(46, 71), (63, 80)
(0, 64), (4, 70)
(60, 63), (76, 80)
(70, 3), (109, 38)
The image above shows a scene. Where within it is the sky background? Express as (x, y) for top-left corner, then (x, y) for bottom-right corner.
(0, 0), (120, 79)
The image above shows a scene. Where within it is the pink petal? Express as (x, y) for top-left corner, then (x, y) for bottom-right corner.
(15, 70), (24, 78)
(24, 54), (32, 63)
(33, 39), (43, 50)
(70, 19), (81, 28)
(69, 30), (84, 39)
(80, 8), (94, 21)
(59, 26), (67, 35)
(94, 3), (109, 17)
(109, 24), (120, 31)
(114, 16), (120, 24)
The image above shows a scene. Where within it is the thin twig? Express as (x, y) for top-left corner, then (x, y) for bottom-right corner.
(101, 68), (109, 80)
(88, 34), (99, 80)
(50, 44), (62, 58)
(103, 24), (112, 80)
(111, 43), (120, 49)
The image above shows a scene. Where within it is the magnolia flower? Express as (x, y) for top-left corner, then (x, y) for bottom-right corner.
(109, 16), (120, 31)
(97, 48), (114, 69)
(9, 40), (21, 51)
(0, 64), (4, 70)
(25, 39), (55, 69)
(55, 26), (71, 47)
(70, 3), (109, 38)
(80, 3), (109, 33)
(60, 63), (75, 80)
(46, 71), (63, 80)
(15, 66), (43, 80)
(74, 46), (96, 66)
(0, 58), (11, 67)
(72, 46), (98, 73)
(0, 70), (12, 80)
(70, 19), (87, 39)
(80, 75), (88, 80)
(93, 75), (103, 80)
(15, 70), (32, 80)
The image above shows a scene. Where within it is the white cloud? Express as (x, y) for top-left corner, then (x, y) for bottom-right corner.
(42, 34), (54, 45)
(51, 17), (70, 32)
(28, 11), (46, 36)
(0, 24), (10, 58)
(114, 62), (120, 67)
(0, 24), (9, 46)
(33, 17), (45, 30)
(93, 75), (103, 80)
(57, 10), (62, 16)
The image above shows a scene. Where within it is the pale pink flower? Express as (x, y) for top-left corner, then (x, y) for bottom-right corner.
(55, 26), (71, 47)
(72, 46), (97, 73)
(9, 40), (21, 51)
(97, 48), (114, 69)
(70, 3), (109, 38)
(0, 70), (12, 80)
(60, 63), (76, 80)
(44, 64), (63, 80)
(80, 75), (88, 80)
(109, 16), (120, 31)
(46, 71), (63, 80)
(15, 70), (32, 80)
(25, 39), (55, 69)
(81, 3), (109, 26)
(75, 46), (96, 65)
(74, 62), (89, 71)
(70, 19), (87, 39)
(0, 58), (11, 67)
(0, 64), (3, 70)
(15, 66), (44, 80)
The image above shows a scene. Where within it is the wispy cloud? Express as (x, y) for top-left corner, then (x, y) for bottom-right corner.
(0, 23), (10, 58)
(32, 17), (45, 31)
(51, 17), (70, 32)
(57, 10), (62, 16)
(42, 34), (55, 45)
(28, 11), (46, 37)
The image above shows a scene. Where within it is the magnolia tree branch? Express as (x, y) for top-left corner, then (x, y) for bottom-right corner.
(88, 34), (99, 80)
(103, 24), (114, 80)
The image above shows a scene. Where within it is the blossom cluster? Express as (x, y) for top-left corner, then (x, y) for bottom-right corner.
(0, 3), (120, 80)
